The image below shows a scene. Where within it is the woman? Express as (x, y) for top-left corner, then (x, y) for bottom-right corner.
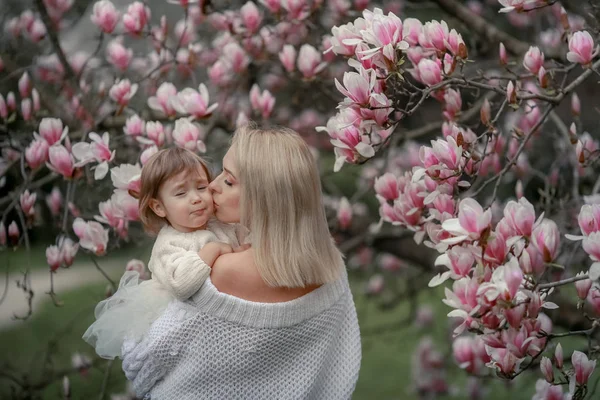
(121, 125), (362, 399)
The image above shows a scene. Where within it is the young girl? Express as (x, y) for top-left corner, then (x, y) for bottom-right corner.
(83, 147), (243, 360)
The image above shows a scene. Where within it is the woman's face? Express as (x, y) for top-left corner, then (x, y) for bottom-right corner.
(209, 147), (241, 224)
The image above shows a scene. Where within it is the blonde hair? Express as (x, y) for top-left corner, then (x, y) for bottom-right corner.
(137, 147), (212, 234)
(231, 124), (343, 288)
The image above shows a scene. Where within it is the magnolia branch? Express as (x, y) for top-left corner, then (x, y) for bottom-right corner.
(33, 0), (77, 80)
(430, 0), (529, 55)
(538, 273), (589, 290)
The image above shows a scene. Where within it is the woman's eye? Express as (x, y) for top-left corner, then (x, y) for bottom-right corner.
(224, 179), (232, 187)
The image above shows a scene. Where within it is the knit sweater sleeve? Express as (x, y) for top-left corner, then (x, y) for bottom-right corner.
(148, 227), (219, 301)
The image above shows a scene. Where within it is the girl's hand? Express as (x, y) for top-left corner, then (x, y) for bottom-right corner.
(232, 243), (251, 253)
(198, 242), (233, 267)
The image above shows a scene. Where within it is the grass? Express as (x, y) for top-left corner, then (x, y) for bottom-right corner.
(0, 272), (595, 399)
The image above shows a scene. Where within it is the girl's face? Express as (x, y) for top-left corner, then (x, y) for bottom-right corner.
(209, 148), (241, 224)
(150, 167), (213, 232)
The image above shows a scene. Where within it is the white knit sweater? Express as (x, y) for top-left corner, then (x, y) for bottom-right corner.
(121, 269), (362, 400)
(148, 220), (241, 301)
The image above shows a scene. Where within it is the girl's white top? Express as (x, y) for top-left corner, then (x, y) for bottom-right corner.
(121, 266), (362, 400)
(83, 220), (240, 359)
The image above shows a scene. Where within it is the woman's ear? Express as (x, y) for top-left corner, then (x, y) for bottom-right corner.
(149, 198), (166, 218)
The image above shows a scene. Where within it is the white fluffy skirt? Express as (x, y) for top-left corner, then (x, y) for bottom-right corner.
(82, 271), (173, 360)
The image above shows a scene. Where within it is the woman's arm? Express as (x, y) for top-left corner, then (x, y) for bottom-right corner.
(211, 250), (320, 302)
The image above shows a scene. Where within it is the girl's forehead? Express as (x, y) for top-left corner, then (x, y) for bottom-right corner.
(166, 166), (208, 184)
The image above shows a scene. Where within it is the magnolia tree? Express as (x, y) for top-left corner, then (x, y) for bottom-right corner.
(1, 0), (600, 398)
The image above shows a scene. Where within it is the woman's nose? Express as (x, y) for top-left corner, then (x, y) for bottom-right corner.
(209, 179), (220, 193)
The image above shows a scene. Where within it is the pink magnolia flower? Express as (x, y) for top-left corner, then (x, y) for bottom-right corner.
(282, 0), (309, 20)
(297, 44), (326, 79)
(111, 190), (139, 221)
(73, 218), (109, 256)
(6, 92), (16, 111)
(374, 173), (399, 203)
(540, 356), (553, 383)
(278, 45), (297, 73)
(47, 145), (75, 178)
(337, 197), (352, 230)
(8, 221), (20, 246)
(110, 163), (142, 193)
(249, 84), (275, 119)
(240, 1), (262, 33)
(123, 114), (145, 136)
(171, 84), (218, 119)
(577, 204), (600, 236)
(441, 198), (492, 244)
(572, 350), (596, 386)
(419, 20), (449, 52)
(554, 343), (564, 369)
(567, 31), (596, 66)
(443, 89), (462, 120)
(32, 88), (40, 112)
(18, 72), (31, 98)
(140, 145), (158, 165)
(574, 272), (592, 300)
(0, 94), (7, 119)
(148, 83), (178, 117)
(172, 118), (205, 152)
(109, 79), (138, 106)
(523, 46), (544, 74)
(402, 18), (422, 46)
(106, 39), (133, 71)
(52, 237), (75, 268)
(582, 231), (600, 261)
(416, 59), (442, 86)
(445, 29), (467, 59)
(25, 138), (49, 170)
(125, 259), (148, 280)
(328, 22), (362, 56)
(91, 0), (119, 33)
(28, 19), (46, 42)
(499, 42), (507, 65)
(485, 346), (521, 377)
(46, 187), (62, 216)
(145, 121), (165, 147)
(538, 66), (548, 88)
(21, 99), (32, 121)
(335, 67), (375, 107)
(572, 92), (581, 116)
(531, 219), (560, 262)
(498, 0), (526, 13)
(259, 0), (281, 13)
(123, 1), (150, 36)
(222, 42), (250, 73)
(430, 136), (462, 170)
(430, 246), (474, 286)
(507, 81), (517, 104)
(46, 245), (62, 272)
(20, 190), (36, 218)
(503, 197), (537, 237)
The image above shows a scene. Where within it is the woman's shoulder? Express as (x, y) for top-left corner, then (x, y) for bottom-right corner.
(211, 250), (319, 302)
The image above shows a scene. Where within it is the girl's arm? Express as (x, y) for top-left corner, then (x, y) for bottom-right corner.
(151, 231), (218, 300)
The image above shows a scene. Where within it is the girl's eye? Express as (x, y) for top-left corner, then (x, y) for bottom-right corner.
(224, 179), (232, 187)
(176, 192), (185, 196)
(197, 186), (207, 190)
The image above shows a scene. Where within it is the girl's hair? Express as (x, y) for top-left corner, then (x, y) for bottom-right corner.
(231, 123), (343, 288)
(137, 147), (212, 234)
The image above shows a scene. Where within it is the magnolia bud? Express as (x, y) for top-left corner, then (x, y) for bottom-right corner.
(499, 42), (507, 65)
(571, 93), (581, 116)
(480, 98), (491, 126)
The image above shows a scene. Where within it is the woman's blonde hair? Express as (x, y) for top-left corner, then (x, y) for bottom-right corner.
(136, 147), (212, 234)
(231, 123), (343, 288)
